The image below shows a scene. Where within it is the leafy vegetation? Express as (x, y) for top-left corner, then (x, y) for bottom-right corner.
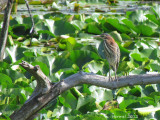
(0, 1), (160, 119)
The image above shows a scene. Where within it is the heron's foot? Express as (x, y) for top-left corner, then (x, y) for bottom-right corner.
(109, 76), (113, 81)
(115, 75), (118, 82)
(116, 77), (118, 82)
(109, 76), (118, 82)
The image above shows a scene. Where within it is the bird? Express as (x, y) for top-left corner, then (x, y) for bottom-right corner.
(95, 33), (120, 81)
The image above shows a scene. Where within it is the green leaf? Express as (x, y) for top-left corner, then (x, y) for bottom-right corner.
(119, 99), (139, 109)
(0, 104), (19, 116)
(118, 61), (134, 73)
(141, 85), (156, 96)
(83, 84), (91, 95)
(34, 55), (56, 74)
(150, 63), (160, 72)
(67, 37), (76, 46)
(128, 87), (141, 97)
(32, 62), (49, 76)
(53, 20), (77, 35)
(110, 109), (129, 120)
(38, 30), (55, 40)
(52, 56), (74, 73)
(119, 44), (130, 56)
(59, 115), (76, 120)
(0, 62), (10, 72)
(52, 106), (72, 118)
(4, 69), (25, 83)
(59, 37), (76, 51)
(47, 110), (53, 118)
(127, 10), (148, 23)
(0, 73), (12, 88)
(58, 43), (66, 50)
(81, 112), (108, 120)
(35, 19), (49, 32)
(11, 24), (30, 37)
(130, 53), (143, 61)
(5, 46), (27, 63)
(71, 20), (86, 30)
(45, 19), (55, 33)
(68, 50), (101, 69)
(140, 49), (157, 60)
(86, 22), (102, 34)
(130, 69), (145, 75)
(83, 60), (104, 74)
(155, 110), (160, 119)
(14, 77), (30, 87)
(146, 14), (160, 26)
(122, 19), (139, 33)
(61, 92), (77, 109)
(59, 96), (71, 108)
(76, 96), (96, 113)
(151, 5), (160, 18)
(134, 106), (160, 116)
(137, 25), (154, 36)
(106, 18), (130, 33)
(89, 86), (113, 103)
(51, 2), (61, 10)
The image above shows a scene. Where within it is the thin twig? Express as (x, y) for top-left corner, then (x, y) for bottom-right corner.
(24, 0), (36, 46)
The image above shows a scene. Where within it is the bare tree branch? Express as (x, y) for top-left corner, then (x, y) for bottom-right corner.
(0, 0), (13, 61)
(19, 61), (52, 103)
(10, 61), (160, 120)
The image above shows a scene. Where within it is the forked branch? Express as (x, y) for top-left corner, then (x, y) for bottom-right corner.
(10, 61), (160, 120)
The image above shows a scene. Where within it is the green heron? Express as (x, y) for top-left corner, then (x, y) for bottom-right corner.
(95, 33), (120, 81)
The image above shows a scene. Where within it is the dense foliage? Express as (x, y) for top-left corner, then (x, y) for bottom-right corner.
(0, 1), (160, 120)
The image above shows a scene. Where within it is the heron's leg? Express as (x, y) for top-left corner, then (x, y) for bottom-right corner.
(108, 65), (112, 81)
(114, 66), (118, 82)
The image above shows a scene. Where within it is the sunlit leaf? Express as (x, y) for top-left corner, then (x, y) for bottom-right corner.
(134, 106), (160, 116)
(127, 10), (148, 23)
(89, 86), (113, 103)
(71, 20), (86, 30)
(83, 60), (104, 74)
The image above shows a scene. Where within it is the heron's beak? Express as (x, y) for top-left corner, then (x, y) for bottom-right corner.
(93, 35), (101, 38)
